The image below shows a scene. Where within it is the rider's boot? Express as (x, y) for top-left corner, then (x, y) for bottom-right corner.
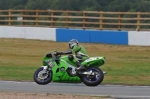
(75, 61), (84, 71)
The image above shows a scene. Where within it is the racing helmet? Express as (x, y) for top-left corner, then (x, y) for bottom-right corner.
(69, 39), (79, 49)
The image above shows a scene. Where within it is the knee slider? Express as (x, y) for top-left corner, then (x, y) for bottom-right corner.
(68, 55), (74, 61)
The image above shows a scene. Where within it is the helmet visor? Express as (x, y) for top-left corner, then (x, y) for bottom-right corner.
(69, 42), (77, 49)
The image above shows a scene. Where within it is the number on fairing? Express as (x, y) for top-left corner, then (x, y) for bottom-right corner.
(85, 58), (97, 62)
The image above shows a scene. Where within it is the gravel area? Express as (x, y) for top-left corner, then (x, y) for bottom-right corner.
(0, 92), (115, 99)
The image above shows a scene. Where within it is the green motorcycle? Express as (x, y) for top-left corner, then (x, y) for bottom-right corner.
(34, 50), (106, 86)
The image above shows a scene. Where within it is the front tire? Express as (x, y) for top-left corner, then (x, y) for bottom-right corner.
(81, 67), (104, 86)
(33, 67), (52, 85)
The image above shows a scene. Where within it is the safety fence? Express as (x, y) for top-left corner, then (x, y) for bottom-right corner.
(0, 9), (150, 31)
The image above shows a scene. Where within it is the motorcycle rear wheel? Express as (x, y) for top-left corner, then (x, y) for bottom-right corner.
(33, 67), (52, 85)
(81, 67), (104, 86)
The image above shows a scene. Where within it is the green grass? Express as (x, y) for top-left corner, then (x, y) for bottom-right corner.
(0, 38), (150, 85)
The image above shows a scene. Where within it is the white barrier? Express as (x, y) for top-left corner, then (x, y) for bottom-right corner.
(0, 26), (56, 41)
(1, 26), (150, 46)
(128, 31), (150, 46)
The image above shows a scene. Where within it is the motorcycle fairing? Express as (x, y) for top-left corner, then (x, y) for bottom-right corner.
(51, 59), (81, 83)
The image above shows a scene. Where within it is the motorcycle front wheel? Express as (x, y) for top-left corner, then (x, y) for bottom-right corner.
(33, 67), (52, 85)
(81, 67), (104, 86)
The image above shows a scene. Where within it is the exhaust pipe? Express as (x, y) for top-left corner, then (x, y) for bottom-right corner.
(103, 71), (107, 74)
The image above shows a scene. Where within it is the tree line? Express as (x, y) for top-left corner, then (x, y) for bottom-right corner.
(0, 0), (150, 12)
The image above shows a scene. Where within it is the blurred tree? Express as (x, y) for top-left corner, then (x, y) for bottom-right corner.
(0, 0), (150, 12)
(25, 0), (49, 10)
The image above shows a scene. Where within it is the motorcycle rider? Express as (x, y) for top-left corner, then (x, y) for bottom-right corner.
(56, 39), (89, 71)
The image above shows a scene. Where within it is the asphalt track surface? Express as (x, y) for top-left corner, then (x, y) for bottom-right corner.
(0, 81), (150, 99)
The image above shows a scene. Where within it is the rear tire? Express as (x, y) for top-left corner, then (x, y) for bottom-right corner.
(81, 67), (104, 86)
(33, 67), (52, 85)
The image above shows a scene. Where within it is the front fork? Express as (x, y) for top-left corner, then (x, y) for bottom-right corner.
(41, 66), (48, 70)
(41, 66), (52, 75)
(41, 66), (51, 70)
